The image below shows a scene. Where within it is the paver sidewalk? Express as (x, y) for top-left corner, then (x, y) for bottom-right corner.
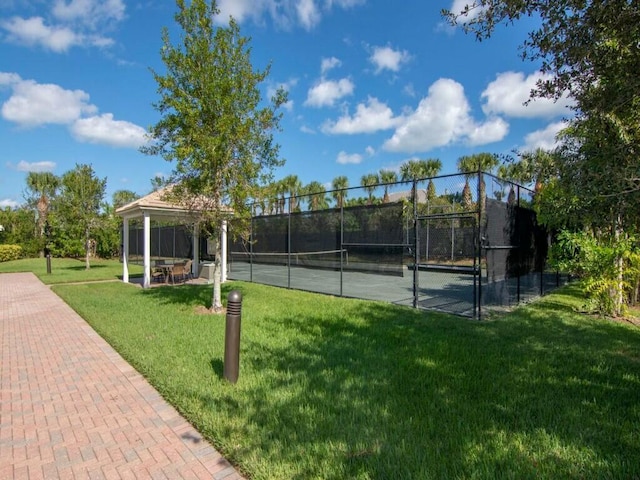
(0, 272), (245, 480)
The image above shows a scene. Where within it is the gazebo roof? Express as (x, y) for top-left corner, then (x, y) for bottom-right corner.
(115, 186), (194, 220)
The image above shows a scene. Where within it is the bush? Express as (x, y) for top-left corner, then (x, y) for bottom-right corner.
(550, 230), (640, 316)
(0, 244), (23, 262)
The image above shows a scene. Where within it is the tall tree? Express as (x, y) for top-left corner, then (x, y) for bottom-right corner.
(360, 173), (380, 205)
(304, 181), (328, 211)
(56, 164), (106, 269)
(112, 190), (140, 210)
(25, 171), (59, 255)
(445, 1), (640, 316)
(331, 176), (349, 208)
(379, 169), (398, 203)
(142, 0), (287, 312)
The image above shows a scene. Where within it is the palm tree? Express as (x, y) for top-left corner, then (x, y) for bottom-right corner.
(304, 181), (329, 210)
(423, 159), (442, 202)
(379, 169), (398, 202)
(281, 174), (303, 212)
(457, 152), (499, 212)
(25, 172), (59, 254)
(399, 158), (442, 203)
(360, 173), (380, 205)
(331, 176), (349, 208)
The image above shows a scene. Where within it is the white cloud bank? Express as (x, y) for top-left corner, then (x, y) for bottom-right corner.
(0, 72), (147, 149)
(521, 121), (568, 152)
(71, 114), (148, 149)
(15, 160), (57, 172)
(481, 71), (574, 119)
(383, 78), (508, 153)
(1, 0), (125, 52)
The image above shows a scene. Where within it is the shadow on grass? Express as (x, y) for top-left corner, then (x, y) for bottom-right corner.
(63, 264), (108, 271)
(139, 281), (249, 311)
(190, 286), (640, 479)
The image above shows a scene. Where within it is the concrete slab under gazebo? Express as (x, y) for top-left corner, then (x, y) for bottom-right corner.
(115, 186), (227, 288)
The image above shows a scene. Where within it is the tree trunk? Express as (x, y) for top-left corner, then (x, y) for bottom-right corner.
(211, 231), (223, 313)
(85, 233), (91, 270)
(613, 214), (624, 316)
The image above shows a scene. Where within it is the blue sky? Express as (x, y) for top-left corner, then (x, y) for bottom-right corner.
(0, 0), (573, 208)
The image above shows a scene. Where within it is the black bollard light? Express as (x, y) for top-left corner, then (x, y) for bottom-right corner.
(224, 290), (242, 384)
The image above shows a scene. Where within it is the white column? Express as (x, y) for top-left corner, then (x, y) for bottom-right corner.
(192, 223), (199, 278)
(143, 212), (151, 288)
(221, 219), (228, 282)
(122, 217), (129, 283)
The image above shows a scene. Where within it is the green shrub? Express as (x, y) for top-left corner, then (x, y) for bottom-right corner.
(0, 244), (23, 262)
(550, 230), (640, 316)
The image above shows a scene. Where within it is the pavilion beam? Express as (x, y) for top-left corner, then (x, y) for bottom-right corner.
(143, 212), (151, 288)
(221, 220), (228, 283)
(193, 223), (199, 280)
(122, 217), (130, 283)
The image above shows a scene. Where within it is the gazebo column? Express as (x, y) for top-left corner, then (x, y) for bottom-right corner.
(192, 223), (199, 279)
(221, 220), (228, 282)
(143, 212), (151, 288)
(122, 217), (129, 283)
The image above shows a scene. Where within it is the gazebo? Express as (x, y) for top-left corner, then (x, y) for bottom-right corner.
(115, 187), (228, 288)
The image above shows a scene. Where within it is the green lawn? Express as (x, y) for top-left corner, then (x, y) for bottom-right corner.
(46, 277), (640, 480)
(0, 257), (142, 284)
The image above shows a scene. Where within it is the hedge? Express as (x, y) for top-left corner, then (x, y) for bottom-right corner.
(0, 244), (22, 262)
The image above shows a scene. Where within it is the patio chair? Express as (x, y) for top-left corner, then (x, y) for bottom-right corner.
(170, 260), (191, 284)
(151, 264), (165, 283)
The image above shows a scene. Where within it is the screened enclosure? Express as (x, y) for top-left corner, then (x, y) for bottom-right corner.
(227, 172), (570, 319)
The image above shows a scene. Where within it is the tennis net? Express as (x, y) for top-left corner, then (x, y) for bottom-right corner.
(230, 249), (349, 270)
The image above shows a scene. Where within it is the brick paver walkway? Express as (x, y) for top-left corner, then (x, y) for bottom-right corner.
(0, 272), (245, 480)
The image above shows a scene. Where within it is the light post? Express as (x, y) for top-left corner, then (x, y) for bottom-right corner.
(44, 221), (52, 274)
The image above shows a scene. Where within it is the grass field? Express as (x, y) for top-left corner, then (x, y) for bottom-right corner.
(0, 257), (142, 284)
(44, 275), (640, 480)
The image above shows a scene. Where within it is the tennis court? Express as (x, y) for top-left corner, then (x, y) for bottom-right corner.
(227, 255), (477, 317)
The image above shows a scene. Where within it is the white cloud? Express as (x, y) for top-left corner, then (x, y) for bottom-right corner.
(336, 151), (363, 164)
(449, 0), (483, 20)
(1, 79), (97, 126)
(216, 0), (365, 30)
(296, 0), (321, 29)
(0, 199), (20, 208)
(1, 74), (147, 149)
(304, 78), (354, 108)
(1, 16), (78, 52)
(383, 78), (508, 153)
(71, 114), (148, 148)
(521, 121), (568, 152)
(482, 71), (574, 118)
(300, 125), (316, 134)
(467, 118), (510, 146)
(15, 160), (56, 172)
(369, 45), (411, 74)
(0, 72), (21, 86)
(52, 0), (125, 26)
(321, 57), (341, 75)
(322, 97), (401, 134)
(365, 145), (375, 156)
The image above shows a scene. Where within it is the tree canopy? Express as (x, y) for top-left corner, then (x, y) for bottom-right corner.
(142, 0), (287, 311)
